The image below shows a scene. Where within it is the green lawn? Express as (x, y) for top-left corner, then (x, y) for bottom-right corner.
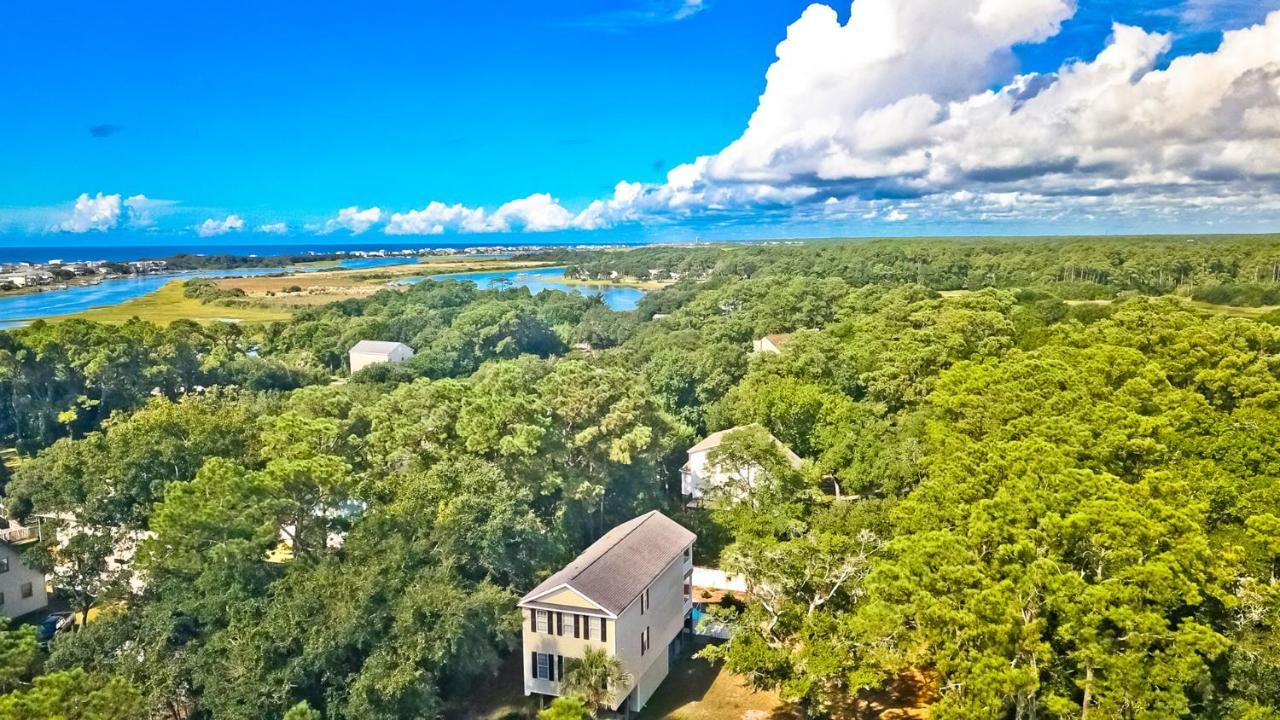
(638, 640), (797, 720)
(54, 281), (292, 325)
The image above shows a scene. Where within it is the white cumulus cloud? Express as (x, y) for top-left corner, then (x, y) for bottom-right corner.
(386, 202), (489, 235)
(255, 222), (289, 234)
(489, 193), (575, 232)
(195, 214), (246, 237)
(324, 206), (383, 235)
(647, 2), (1280, 227)
(384, 194), (579, 235)
(339, 2), (1280, 235)
(56, 192), (122, 233)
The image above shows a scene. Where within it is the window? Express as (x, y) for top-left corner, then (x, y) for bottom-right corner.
(584, 616), (596, 641)
(641, 626), (650, 655)
(683, 545), (692, 562)
(0, 557), (8, 573)
(20, 583), (32, 599)
(683, 582), (692, 603)
(0, 592), (5, 606)
(536, 653), (550, 680)
(535, 610), (550, 633)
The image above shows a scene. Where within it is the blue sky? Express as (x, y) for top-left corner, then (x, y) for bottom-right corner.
(2, 0), (1278, 244)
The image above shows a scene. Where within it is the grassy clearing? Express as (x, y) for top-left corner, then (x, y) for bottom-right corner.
(216, 259), (559, 309)
(638, 647), (798, 720)
(58, 282), (292, 325)
(1, 447), (17, 474)
(1185, 300), (1280, 318)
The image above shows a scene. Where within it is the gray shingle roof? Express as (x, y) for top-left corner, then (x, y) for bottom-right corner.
(519, 511), (695, 615)
(349, 340), (412, 355)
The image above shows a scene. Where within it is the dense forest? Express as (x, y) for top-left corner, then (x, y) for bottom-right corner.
(1, 237), (1278, 719)
(544, 235), (1280, 307)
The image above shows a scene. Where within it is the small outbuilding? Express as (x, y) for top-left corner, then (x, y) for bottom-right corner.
(348, 340), (415, 373)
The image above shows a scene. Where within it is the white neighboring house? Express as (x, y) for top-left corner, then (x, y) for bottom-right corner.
(35, 513), (152, 594)
(0, 523), (48, 619)
(751, 333), (792, 354)
(519, 511), (696, 714)
(680, 425), (803, 504)
(348, 340), (414, 373)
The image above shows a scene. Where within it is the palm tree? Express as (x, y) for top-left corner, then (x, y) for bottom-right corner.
(561, 648), (632, 713)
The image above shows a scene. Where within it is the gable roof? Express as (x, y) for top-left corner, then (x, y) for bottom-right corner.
(761, 333), (792, 347)
(519, 511), (695, 616)
(349, 340), (412, 355)
(687, 424), (803, 467)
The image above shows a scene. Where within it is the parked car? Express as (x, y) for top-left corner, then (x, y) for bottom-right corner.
(35, 611), (73, 645)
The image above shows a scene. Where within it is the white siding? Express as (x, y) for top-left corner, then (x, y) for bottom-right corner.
(349, 345), (414, 373)
(0, 544), (47, 619)
(681, 448), (768, 502)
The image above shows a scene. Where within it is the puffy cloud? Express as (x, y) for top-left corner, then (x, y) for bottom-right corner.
(348, 2), (1280, 235)
(56, 192), (121, 232)
(195, 214), (246, 237)
(255, 222), (289, 234)
(653, 3), (1280, 226)
(703, 0), (1073, 185)
(323, 206), (383, 235)
(386, 201), (490, 235)
(489, 193), (575, 232)
(384, 194), (578, 235)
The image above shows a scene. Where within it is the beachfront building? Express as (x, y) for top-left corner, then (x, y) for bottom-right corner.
(518, 511), (695, 714)
(680, 424), (803, 504)
(348, 340), (414, 373)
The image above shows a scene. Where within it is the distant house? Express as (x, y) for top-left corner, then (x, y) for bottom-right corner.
(348, 340), (414, 373)
(0, 523), (48, 619)
(35, 514), (151, 594)
(518, 511), (696, 714)
(680, 424), (802, 504)
(752, 333), (793, 354)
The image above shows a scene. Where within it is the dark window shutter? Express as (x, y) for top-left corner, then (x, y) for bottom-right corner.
(573, 614), (580, 638)
(556, 612), (563, 635)
(529, 610), (536, 633)
(601, 618), (607, 642)
(557, 655), (564, 681)
(530, 652), (537, 679)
